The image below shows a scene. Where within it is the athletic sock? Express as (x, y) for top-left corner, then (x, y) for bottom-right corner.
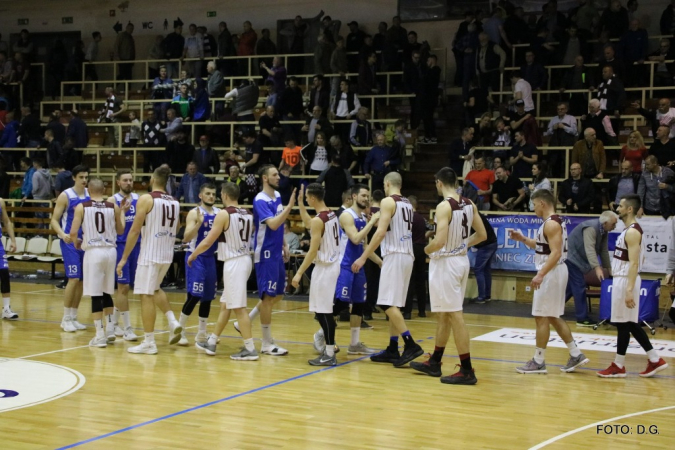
(325, 345), (335, 357)
(244, 338), (255, 352)
(430, 346), (445, 364)
(94, 319), (105, 339)
(105, 314), (114, 333)
(165, 310), (177, 324)
(69, 307), (78, 320)
(120, 311), (131, 329)
(459, 353), (472, 371)
(207, 333), (218, 346)
(388, 336), (399, 351)
(63, 306), (70, 319)
(2, 297), (10, 310)
(401, 330), (414, 347)
(113, 307), (120, 325)
(198, 317), (207, 333)
(261, 324), (272, 344)
(249, 305), (260, 321)
(614, 354), (626, 368)
(179, 312), (189, 328)
(646, 349), (660, 363)
(566, 340), (581, 358)
(350, 327), (360, 347)
(145, 332), (155, 344)
(534, 347), (546, 364)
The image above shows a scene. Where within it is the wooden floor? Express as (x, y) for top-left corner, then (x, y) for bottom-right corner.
(0, 282), (673, 450)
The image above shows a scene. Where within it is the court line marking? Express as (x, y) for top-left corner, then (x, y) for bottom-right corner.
(528, 405), (675, 449)
(55, 354), (372, 450)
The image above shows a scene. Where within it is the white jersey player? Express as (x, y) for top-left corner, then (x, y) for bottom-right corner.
(116, 165), (183, 355)
(510, 189), (589, 374)
(68, 178), (126, 348)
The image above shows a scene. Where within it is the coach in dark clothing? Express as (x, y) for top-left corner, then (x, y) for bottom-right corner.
(66, 111), (88, 148)
(472, 213), (498, 303)
(404, 195), (429, 319)
(449, 127), (474, 175)
(649, 125), (675, 167)
(558, 163), (595, 213)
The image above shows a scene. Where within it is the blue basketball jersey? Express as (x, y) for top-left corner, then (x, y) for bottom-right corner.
(113, 192), (139, 244)
(253, 191), (284, 264)
(61, 188), (90, 234)
(340, 208), (367, 269)
(187, 205), (220, 257)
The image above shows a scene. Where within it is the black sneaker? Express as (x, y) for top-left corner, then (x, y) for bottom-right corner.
(363, 314), (374, 321)
(360, 320), (373, 329)
(370, 347), (400, 363)
(441, 365), (477, 385)
(55, 280), (67, 289)
(410, 359), (442, 377)
(576, 319), (597, 327)
(418, 311), (427, 318)
(402, 312), (411, 320)
(393, 343), (424, 367)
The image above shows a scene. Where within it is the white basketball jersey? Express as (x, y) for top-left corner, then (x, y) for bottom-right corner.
(139, 191), (179, 265)
(316, 210), (340, 263)
(380, 195), (414, 258)
(431, 196), (473, 258)
(81, 200), (117, 250)
(218, 206), (254, 261)
(611, 222), (644, 277)
(534, 215), (567, 270)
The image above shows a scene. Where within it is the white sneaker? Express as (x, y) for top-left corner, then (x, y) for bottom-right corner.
(261, 340), (289, 356)
(313, 330), (326, 354)
(123, 327), (138, 341)
(106, 329), (116, 343)
(195, 331), (207, 344)
(178, 332), (189, 346)
(2, 308), (19, 320)
(61, 316), (77, 333)
(128, 341), (158, 355)
(168, 321), (183, 345)
(72, 318), (87, 330)
(89, 336), (108, 348)
(114, 325), (124, 337)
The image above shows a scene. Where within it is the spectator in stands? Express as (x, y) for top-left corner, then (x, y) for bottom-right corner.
(301, 131), (331, 176)
(364, 133), (398, 192)
(192, 135), (219, 175)
(637, 155), (675, 217)
(171, 83), (193, 121)
(147, 35), (165, 83)
(261, 56), (287, 96)
(465, 155), (495, 210)
(225, 79), (259, 135)
(503, 7), (529, 65)
(565, 211), (618, 327)
(12, 29), (33, 59)
(599, 0), (630, 39)
(492, 166), (526, 211)
(217, 22), (235, 77)
(349, 107), (372, 149)
(360, 34), (375, 67)
(67, 110), (88, 149)
(84, 31), (101, 82)
(329, 135), (357, 173)
(558, 163), (594, 213)
(317, 155), (355, 207)
(238, 21), (257, 60)
(19, 157), (34, 203)
(572, 127), (606, 183)
(114, 23), (135, 83)
(403, 31), (423, 66)
(475, 32), (506, 93)
(162, 21), (184, 78)
(31, 157), (52, 228)
(280, 135), (303, 177)
(528, 161), (552, 211)
(0, 110), (18, 149)
(620, 130), (648, 173)
(219, 150), (239, 176)
(627, 0), (639, 22)
(59, 137), (80, 171)
(160, 108), (183, 142)
(238, 130), (266, 178)
(608, 160), (640, 211)
(0, 52), (14, 84)
(649, 124), (675, 168)
(598, 45), (626, 82)
(620, 19), (648, 86)
(661, 0), (675, 35)
(537, 1), (568, 42)
(521, 51), (547, 91)
(284, 220), (300, 253)
(258, 105), (283, 148)
(19, 106), (41, 148)
(449, 127), (475, 175)
(570, 0), (599, 40)
(166, 130), (194, 176)
(474, 114), (494, 147)
(182, 24), (204, 78)
(421, 54), (441, 144)
(509, 130), (538, 179)
(226, 165), (251, 204)
(558, 24), (589, 66)
(142, 109), (164, 171)
(359, 51), (379, 110)
(581, 99), (617, 145)
(648, 38), (675, 88)
(302, 106), (332, 145)
(633, 98), (675, 139)
(457, 22), (480, 100)
(175, 161), (207, 204)
(511, 71), (534, 114)
(346, 21), (366, 73)
(330, 79), (362, 143)
(313, 34), (334, 76)
(483, 8), (510, 51)
(472, 213), (497, 304)
(507, 100), (536, 138)
(279, 76), (304, 142)
(199, 26), (217, 62)
(492, 118), (511, 157)
(126, 111), (141, 147)
(43, 129), (62, 168)
(53, 161), (73, 197)
(464, 77), (489, 126)
(596, 66), (626, 129)
(307, 75), (330, 117)
(390, 119), (407, 167)
(492, 156), (504, 171)
(374, 21), (388, 57)
(150, 66), (174, 121)
(206, 61), (225, 117)
(256, 29), (277, 81)
(560, 55), (595, 116)
(545, 103), (577, 146)
(191, 78), (211, 122)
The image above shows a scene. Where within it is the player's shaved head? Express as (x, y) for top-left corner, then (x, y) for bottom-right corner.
(384, 171), (402, 188)
(88, 178), (105, 194)
(153, 166), (171, 185)
(222, 182), (240, 201)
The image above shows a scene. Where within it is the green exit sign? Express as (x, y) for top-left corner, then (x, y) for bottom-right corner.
(62, 17), (73, 24)
(207, 11), (217, 18)
(18, 19), (29, 26)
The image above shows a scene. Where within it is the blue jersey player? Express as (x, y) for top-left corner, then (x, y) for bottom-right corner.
(179, 183), (220, 345)
(0, 198), (18, 320)
(313, 184), (382, 356)
(51, 165), (90, 333)
(111, 169), (139, 341)
(237, 165), (295, 356)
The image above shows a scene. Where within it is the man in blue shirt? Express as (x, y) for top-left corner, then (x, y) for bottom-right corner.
(175, 162), (207, 204)
(363, 133), (400, 192)
(19, 157), (34, 202)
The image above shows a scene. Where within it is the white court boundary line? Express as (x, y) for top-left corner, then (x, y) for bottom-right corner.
(529, 405), (675, 449)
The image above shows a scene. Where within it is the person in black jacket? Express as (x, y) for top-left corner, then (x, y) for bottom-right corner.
(558, 163), (595, 213)
(306, 75), (330, 117)
(301, 106), (333, 145)
(421, 55), (441, 143)
(559, 55), (595, 116)
(278, 76), (304, 143)
(192, 135), (220, 174)
(608, 160), (640, 211)
(472, 213), (497, 304)
(162, 21), (185, 79)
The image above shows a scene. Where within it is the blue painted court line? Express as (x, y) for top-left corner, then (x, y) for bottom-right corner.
(55, 354), (372, 449)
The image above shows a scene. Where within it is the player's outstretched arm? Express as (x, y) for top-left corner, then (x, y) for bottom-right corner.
(297, 185), (312, 229)
(188, 210), (229, 266)
(352, 197), (394, 272)
(265, 188), (297, 231)
(68, 204), (84, 245)
(182, 208), (202, 243)
(340, 209), (379, 245)
(509, 229), (536, 249)
(114, 203), (126, 235)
